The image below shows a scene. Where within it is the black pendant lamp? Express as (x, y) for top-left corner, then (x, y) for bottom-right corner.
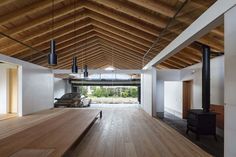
(48, 0), (57, 66)
(84, 65), (88, 77)
(48, 40), (57, 65)
(72, 57), (78, 73)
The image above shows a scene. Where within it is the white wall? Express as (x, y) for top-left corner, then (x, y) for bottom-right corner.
(0, 54), (54, 116)
(181, 56), (224, 109)
(141, 69), (153, 115)
(22, 66), (53, 115)
(156, 80), (164, 116)
(155, 56), (224, 118)
(224, 6), (236, 157)
(164, 81), (183, 118)
(0, 66), (9, 114)
(54, 78), (67, 99)
(157, 69), (181, 81)
(141, 67), (158, 116)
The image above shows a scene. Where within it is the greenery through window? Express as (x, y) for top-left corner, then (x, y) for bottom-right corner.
(78, 86), (139, 104)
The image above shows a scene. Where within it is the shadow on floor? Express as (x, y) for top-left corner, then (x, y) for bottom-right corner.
(161, 112), (224, 157)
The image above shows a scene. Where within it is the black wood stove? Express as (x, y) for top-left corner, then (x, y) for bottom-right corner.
(186, 44), (217, 140)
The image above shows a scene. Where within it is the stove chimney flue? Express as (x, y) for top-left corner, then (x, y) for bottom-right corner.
(202, 45), (211, 112)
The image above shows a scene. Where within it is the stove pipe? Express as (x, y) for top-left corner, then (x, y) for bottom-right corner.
(202, 45), (210, 112)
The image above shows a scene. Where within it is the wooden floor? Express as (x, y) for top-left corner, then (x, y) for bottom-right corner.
(0, 114), (16, 121)
(0, 108), (101, 157)
(0, 109), (67, 140)
(72, 108), (212, 157)
(0, 108), (211, 157)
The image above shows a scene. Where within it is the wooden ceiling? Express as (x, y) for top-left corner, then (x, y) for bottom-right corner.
(0, 0), (224, 70)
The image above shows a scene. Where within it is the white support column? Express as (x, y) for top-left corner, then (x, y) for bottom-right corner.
(0, 67), (9, 114)
(224, 5), (236, 157)
(141, 67), (157, 117)
(156, 80), (164, 118)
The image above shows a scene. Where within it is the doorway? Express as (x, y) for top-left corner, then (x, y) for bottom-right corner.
(8, 69), (18, 114)
(0, 62), (18, 119)
(182, 80), (193, 119)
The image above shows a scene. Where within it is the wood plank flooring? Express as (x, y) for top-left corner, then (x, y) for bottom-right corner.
(0, 107), (211, 157)
(71, 108), (212, 157)
(0, 109), (101, 157)
(0, 114), (16, 121)
(0, 109), (68, 140)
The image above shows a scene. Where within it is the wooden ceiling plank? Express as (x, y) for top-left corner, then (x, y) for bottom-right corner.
(56, 52), (105, 69)
(128, 0), (223, 38)
(0, 0), (65, 25)
(91, 21), (152, 47)
(104, 55), (141, 69)
(199, 36), (224, 51)
(60, 54), (106, 69)
(127, 0), (176, 17)
(87, 11), (155, 42)
(101, 47), (143, 65)
(14, 26), (94, 58)
(47, 47), (105, 68)
(171, 55), (193, 65)
(93, 27), (148, 51)
(38, 41), (102, 66)
(104, 54), (142, 69)
(161, 61), (180, 69)
(84, 2), (160, 36)
(52, 44), (103, 65)
(95, 33), (145, 55)
(91, 0), (167, 28)
(57, 51), (107, 69)
(0, 14), (87, 52)
(98, 38), (153, 60)
(29, 37), (99, 63)
(0, 0), (16, 7)
(177, 52), (201, 62)
(1, 19), (91, 55)
(87, 5), (219, 56)
(104, 57), (139, 69)
(101, 45), (143, 62)
(165, 58), (186, 68)
(20, 27), (95, 60)
(1, 2), (84, 39)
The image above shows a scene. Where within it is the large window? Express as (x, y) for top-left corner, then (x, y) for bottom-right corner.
(78, 86), (139, 104)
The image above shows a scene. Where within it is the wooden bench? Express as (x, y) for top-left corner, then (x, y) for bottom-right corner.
(0, 109), (102, 157)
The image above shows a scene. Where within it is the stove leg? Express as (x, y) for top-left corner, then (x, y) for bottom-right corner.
(100, 111), (102, 118)
(214, 134), (217, 141)
(196, 134), (200, 141)
(186, 128), (189, 134)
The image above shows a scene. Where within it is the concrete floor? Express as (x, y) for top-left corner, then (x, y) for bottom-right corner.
(162, 112), (224, 157)
(90, 103), (139, 108)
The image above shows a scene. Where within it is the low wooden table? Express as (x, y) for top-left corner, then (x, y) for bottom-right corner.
(0, 109), (102, 157)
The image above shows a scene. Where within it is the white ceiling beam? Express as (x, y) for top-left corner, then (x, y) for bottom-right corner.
(143, 0), (236, 69)
(53, 69), (143, 74)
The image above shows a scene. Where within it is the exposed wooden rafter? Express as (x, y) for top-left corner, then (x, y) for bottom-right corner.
(0, 0), (221, 70)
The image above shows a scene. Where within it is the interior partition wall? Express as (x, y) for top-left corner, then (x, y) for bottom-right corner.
(141, 67), (158, 117)
(224, 5), (236, 157)
(0, 64), (19, 115)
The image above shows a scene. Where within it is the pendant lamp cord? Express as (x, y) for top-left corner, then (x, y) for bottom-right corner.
(74, 0), (76, 59)
(51, 0), (55, 40)
(111, 45), (114, 104)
